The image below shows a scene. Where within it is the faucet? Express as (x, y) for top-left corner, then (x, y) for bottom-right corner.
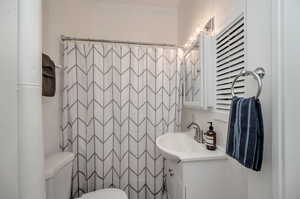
(187, 122), (204, 144)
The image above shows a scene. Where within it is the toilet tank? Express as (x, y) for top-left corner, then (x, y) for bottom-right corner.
(45, 152), (74, 199)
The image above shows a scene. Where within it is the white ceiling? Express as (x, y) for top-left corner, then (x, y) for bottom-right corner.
(98, 0), (181, 8)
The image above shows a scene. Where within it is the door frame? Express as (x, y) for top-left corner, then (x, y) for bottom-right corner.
(0, 0), (19, 198)
(272, 0), (284, 198)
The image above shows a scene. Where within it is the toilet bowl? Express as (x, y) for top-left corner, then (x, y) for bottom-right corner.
(78, 188), (127, 199)
(45, 152), (128, 199)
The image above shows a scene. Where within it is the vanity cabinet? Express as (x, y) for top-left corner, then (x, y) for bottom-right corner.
(166, 159), (230, 199)
(156, 132), (233, 199)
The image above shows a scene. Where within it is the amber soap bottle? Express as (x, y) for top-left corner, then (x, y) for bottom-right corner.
(205, 122), (216, 151)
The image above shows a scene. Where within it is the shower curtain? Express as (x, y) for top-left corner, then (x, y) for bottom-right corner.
(61, 41), (182, 199)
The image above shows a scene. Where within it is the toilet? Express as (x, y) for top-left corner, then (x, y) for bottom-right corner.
(45, 152), (127, 199)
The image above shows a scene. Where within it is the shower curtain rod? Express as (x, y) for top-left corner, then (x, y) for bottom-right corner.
(61, 35), (180, 48)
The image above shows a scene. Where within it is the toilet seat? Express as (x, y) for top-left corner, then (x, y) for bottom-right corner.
(79, 188), (127, 199)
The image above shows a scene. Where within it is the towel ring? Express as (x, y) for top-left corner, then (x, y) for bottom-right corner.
(231, 67), (265, 99)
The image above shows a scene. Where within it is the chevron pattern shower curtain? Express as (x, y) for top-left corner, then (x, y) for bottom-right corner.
(61, 41), (182, 199)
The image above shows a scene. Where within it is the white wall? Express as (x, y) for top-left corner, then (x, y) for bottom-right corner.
(178, 0), (245, 154)
(178, 1), (248, 199)
(280, 0), (300, 198)
(245, 0), (272, 198)
(178, 0), (246, 151)
(178, 0), (244, 46)
(178, 0), (273, 198)
(42, 0), (178, 156)
(18, 0), (45, 198)
(0, 1), (19, 198)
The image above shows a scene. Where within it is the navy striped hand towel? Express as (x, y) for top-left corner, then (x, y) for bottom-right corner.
(226, 96), (264, 171)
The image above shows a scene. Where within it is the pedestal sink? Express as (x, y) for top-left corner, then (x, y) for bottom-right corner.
(156, 132), (228, 199)
(156, 131), (226, 162)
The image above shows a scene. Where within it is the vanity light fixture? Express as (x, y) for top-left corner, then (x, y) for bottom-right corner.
(195, 27), (201, 34)
(184, 26), (202, 49)
(183, 17), (215, 49)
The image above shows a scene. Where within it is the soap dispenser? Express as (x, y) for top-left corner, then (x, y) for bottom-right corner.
(205, 122), (216, 151)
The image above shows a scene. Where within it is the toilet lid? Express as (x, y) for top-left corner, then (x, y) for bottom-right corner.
(80, 189), (127, 199)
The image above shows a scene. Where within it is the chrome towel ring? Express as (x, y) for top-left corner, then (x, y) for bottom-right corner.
(231, 67), (265, 99)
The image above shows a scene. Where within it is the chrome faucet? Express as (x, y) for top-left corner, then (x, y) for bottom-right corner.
(187, 122), (204, 144)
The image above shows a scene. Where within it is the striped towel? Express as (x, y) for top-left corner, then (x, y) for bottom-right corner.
(226, 96), (264, 171)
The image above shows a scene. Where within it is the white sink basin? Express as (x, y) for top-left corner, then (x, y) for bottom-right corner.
(156, 132), (226, 162)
